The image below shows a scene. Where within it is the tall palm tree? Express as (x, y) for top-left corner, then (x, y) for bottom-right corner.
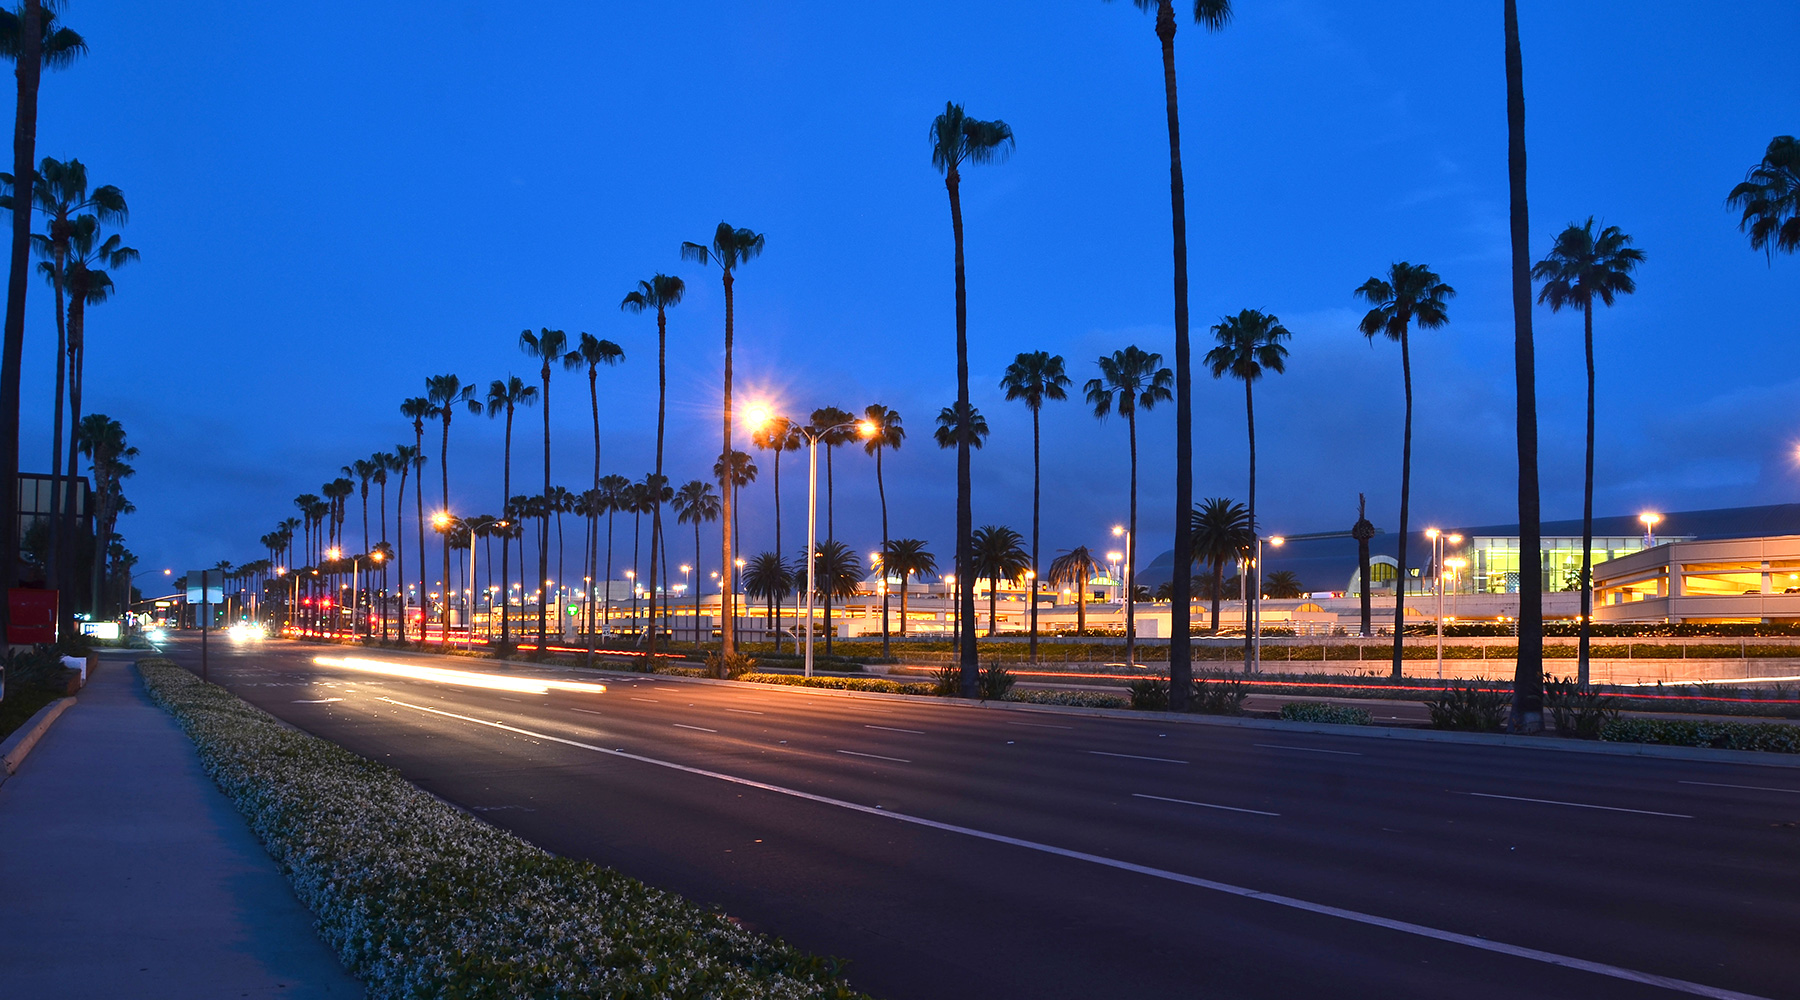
(546, 484), (576, 620)
(0, 3), (83, 606)
(371, 451), (394, 632)
(425, 375), (478, 645)
(1190, 497), (1250, 634)
(1000, 351), (1070, 662)
(671, 479), (720, 644)
(931, 100), (1014, 697)
(1355, 262), (1453, 679)
(741, 550), (788, 628)
(53, 213), (134, 622)
(1504, 0), (1544, 732)
(1727, 135), (1800, 260)
(1105, 0), (1231, 708)
(574, 489), (604, 645)
(349, 458), (378, 555)
(971, 524), (1029, 636)
(751, 416), (802, 650)
(519, 328), (577, 652)
(621, 275), (686, 663)
(1048, 546), (1100, 636)
(399, 394), (432, 642)
(809, 540), (862, 656)
(76, 412), (133, 614)
(1532, 219), (1644, 688)
(1263, 570), (1303, 599)
(682, 223), (766, 662)
(597, 473), (630, 639)
(572, 331), (623, 658)
(1352, 493), (1375, 636)
(860, 404), (905, 658)
(882, 538), (936, 636)
(484, 375), (536, 650)
(1084, 346), (1172, 666)
(3, 156), (122, 607)
(1206, 309), (1290, 665)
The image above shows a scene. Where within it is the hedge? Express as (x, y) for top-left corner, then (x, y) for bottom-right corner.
(737, 673), (933, 696)
(1600, 717), (1800, 754)
(1278, 702), (1372, 726)
(137, 659), (870, 1000)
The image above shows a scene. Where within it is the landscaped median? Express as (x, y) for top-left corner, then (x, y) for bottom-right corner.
(135, 658), (871, 1000)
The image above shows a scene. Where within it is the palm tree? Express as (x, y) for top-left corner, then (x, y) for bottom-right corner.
(1505, 0), (1544, 732)
(1105, 0), (1231, 707)
(931, 100), (1014, 696)
(809, 540), (862, 656)
(1084, 346), (1172, 667)
(1727, 135), (1800, 260)
(1206, 309), (1291, 665)
(625, 480), (650, 636)
(1190, 497), (1250, 635)
(971, 524), (1029, 636)
(0, 4), (83, 603)
(76, 413), (134, 614)
(1263, 570), (1304, 600)
(1000, 351), (1070, 662)
(743, 551), (792, 631)
(425, 374), (479, 646)
(572, 331), (624, 659)
(371, 451), (395, 631)
(671, 479), (720, 644)
(621, 275), (686, 663)
(484, 375), (536, 650)
(751, 416), (802, 651)
(1532, 219), (1645, 689)
(545, 484), (576, 626)
(574, 489), (604, 644)
(712, 448), (757, 648)
(860, 404), (905, 658)
(518, 328), (576, 652)
(349, 458), (378, 555)
(882, 538), (936, 636)
(1048, 546), (1100, 636)
(1352, 493), (1375, 636)
(932, 404), (989, 450)
(1355, 262), (1453, 679)
(682, 223), (766, 661)
(597, 473), (630, 639)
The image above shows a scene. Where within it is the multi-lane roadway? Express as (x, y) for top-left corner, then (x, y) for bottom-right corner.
(153, 636), (1799, 1000)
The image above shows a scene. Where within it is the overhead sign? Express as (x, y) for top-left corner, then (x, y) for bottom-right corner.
(185, 569), (224, 604)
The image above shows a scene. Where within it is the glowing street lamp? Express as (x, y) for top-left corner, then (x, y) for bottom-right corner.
(1640, 511), (1662, 547)
(1251, 535), (1284, 671)
(1424, 528), (1462, 678)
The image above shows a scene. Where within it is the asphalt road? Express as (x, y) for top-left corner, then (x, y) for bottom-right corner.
(153, 635), (1799, 1000)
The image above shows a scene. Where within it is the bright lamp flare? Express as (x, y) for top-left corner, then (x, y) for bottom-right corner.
(312, 656), (608, 695)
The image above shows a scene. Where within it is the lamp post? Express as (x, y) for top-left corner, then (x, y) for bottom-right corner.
(1425, 529), (1462, 679)
(1640, 511), (1662, 548)
(746, 405), (873, 678)
(1251, 535), (1284, 672)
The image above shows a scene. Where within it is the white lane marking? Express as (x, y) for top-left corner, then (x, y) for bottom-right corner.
(376, 697), (1768, 1000)
(1134, 793), (1281, 817)
(1462, 792), (1692, 819)
(1255, 743), (1364, 756)
(629, 697), (660, 703)
(866, 724), (926, 735)
(1680, 780), (1800, 795)
(292, 698), (342, 704)
(837, 749), (911, 764)
(725, 708), (766, 716)
(499, 697), (524, 703)
(1008, 720), (1074, 730)
(673, 723), (718, 733)
(568, 708), (603, 716)
(1090, 750), (1187, 764)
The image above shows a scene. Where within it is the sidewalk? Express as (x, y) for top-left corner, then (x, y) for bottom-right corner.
(0, 654), (363, 999)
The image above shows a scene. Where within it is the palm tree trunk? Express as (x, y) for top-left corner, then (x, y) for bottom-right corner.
(1391, 327), (1413, 678)
(772, 447), (782, 651)
(630, 508), (641, 642)
(1574, 304), (1596, 687)
(899, 573), (908, 636)
(694, 519), (702, 643)
(988, 574), (997, 635)
(1243, 378), (1257, 674)
(1155, 0), (1196, 709)
(603, 505), (616, 640)
(1358, 536), (1372, 636)
(1125, 412), (1138, 668)
(415, 428), (426, 647)
(648, 307), (667, 663)
(0, 0), (44, 619)
(1211, 561), (1223, 632)
(588, 366), (601, 662)
(500, 408), (513, 651)
(538, 367), (551, 652)
(720, 269), (736, 659)
(1507, 0), (1545, 732)
(45, 256), (66, 606)
(1077, 585), (1086, 636)
(1029, 406), (1041, 662)
(64, 302), (84, 618)
(824, 446), (834, 656)
(947, 165), (978, 697)
(441, 416), (453, 647)
(877, 445), (890, 658)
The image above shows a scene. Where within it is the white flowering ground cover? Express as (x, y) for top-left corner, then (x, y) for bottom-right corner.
(137, 659), (872, 1000)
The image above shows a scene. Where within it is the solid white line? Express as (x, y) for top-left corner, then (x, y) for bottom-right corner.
(629, 697), (660, 703)
(837, 749), (910, 763)
(1463, 791), (1692, 819)
(567, 708), (603, 716)
(1679, 780), (1800, 795)
(673, 723), (718, 733)
(1090, 750), (1187, 764)
(725, 708), (766, 716)
(866, 724), (926, 735)
(1133, 793), (1281, 817)
(1255, 743), (1364, 757)
(1008, 720), (1074, 730)
(375, 698), (1769, 1000)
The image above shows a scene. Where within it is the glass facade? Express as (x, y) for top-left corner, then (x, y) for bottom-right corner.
(1461, 535), (1660, 595)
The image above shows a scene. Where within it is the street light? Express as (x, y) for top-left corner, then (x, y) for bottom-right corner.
(1425, 528), (1462, 678)
(1251, 535), (1284, 671)
(748, 405), (874, 677)
(1640, 511), (1662, 547)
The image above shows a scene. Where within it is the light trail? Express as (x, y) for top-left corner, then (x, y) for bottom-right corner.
(311, 656), (606, 696)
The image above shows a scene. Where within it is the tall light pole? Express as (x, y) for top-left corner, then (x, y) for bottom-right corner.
(746, 405), (873, 678)
(1251, 535), (1283, 672)
(1425, 528), (1463, 679)
(1640, 511), (1662, 548)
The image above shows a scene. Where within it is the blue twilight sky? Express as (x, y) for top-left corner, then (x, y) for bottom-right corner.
(23, 0), (1800, 586)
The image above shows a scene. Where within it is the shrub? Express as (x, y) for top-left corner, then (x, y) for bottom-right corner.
(1001, 688), (1129, 709)
(706, 651), (759, 679)
(737, 673), (933, 696)
(136, 659), (871, 1000)
(1279, 701), (1371, 726)
(1545, 677), (1618, 740)
(1600, 717), (1800, 754)
(977, 663), (1015, 701)
(1126, 677), (1169, 711)
(1425, 681), (1509, 732)
(1188, 677), (1246, 716)
(930, 664), (960, 697)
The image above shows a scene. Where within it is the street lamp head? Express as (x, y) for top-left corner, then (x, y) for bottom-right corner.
(371, 551), (384, 562)
(857, 419), (876, 438)
(1106, 550), (1122, 563)
(680, 564), (691, 574)
(1112, 525), (1125, 537)
(1640, 511), (1662, 528)
(1270, 536), (1285, 547)
(745, 404), (772, 430)
(1447, 533), (1463, 544)
(327, 546), (342, 560)
(432, 511), (452, 529)
(1425, 527), (1439, 540)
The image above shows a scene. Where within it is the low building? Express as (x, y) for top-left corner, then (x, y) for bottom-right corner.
(1594, 535), (1800, 623)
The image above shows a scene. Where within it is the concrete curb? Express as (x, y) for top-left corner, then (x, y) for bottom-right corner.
(0, 696), (77, 782)
(577, 665), (1800, 770)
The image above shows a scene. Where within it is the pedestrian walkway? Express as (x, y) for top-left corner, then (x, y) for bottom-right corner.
(0, 653), (363, 999)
